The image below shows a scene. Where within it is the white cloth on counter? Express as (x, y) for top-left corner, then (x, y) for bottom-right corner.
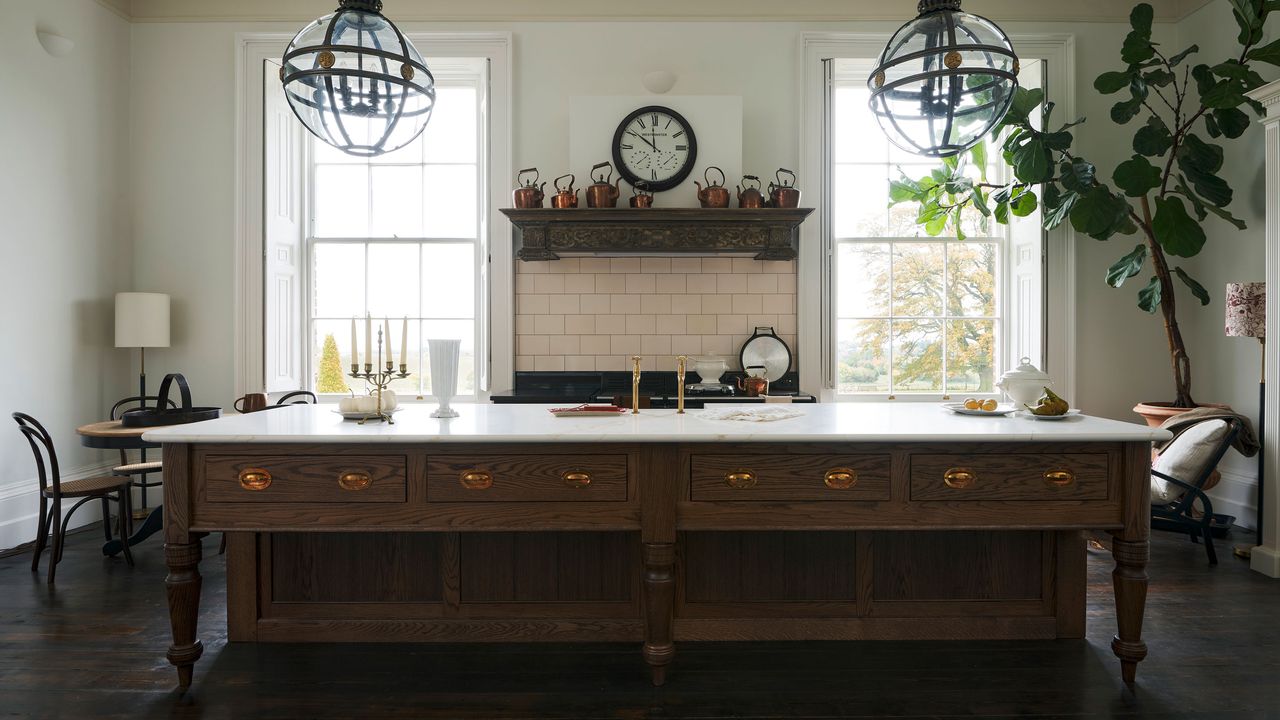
(698, 406), (805, 422)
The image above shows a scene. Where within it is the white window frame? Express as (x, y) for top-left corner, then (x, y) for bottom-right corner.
(234, 32), (513, 400)
(798, 32), (1077, 404)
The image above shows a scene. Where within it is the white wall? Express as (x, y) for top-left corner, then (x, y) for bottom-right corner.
(0, 0), (133, 550)
(1175, 0), (1279, 526)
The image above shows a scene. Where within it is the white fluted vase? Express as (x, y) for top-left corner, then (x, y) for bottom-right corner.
(428, 338), (461, 419)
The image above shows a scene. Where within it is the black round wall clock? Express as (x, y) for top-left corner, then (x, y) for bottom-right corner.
(611, 105), (697, 193)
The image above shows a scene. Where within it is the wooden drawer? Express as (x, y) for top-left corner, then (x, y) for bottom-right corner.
(689, 454), (891, 502)
(909, 453), (1110, 501)
(204, 454), (406, 503)
(426, 454), (629, 502)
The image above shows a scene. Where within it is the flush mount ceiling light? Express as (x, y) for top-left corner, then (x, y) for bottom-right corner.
(281, 0), (435, 157)
(868, 0), (1018, 158)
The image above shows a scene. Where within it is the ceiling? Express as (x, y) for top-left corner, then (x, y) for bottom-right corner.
(98, 0), (1216, 24)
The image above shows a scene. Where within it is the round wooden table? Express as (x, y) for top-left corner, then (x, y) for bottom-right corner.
(76, 421), (163, 557)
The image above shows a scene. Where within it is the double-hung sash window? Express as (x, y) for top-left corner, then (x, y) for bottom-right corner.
(828, 57), (1044, 400)
(305, 58), (489, 401)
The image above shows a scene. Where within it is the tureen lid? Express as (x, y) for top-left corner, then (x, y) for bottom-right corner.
(998, 357), (1051, 384)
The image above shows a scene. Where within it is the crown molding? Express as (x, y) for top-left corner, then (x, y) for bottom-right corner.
(92, 0), (133, 21)
(121, 0), (1216, 24)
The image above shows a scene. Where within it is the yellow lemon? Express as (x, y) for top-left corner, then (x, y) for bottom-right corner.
(981, 399), (998, 412)
(964, 398), (981, 410)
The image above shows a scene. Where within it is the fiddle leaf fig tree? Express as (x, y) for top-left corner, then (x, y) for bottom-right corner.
(889, 1), (1277, 408)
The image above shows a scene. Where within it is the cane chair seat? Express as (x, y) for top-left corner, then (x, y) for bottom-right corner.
(43, 475), (134, 499)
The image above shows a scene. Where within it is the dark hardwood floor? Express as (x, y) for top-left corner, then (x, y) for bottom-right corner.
(1, 528), (1277, 719)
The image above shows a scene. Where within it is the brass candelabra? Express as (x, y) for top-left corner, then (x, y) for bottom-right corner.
(349, 328), (408, 425)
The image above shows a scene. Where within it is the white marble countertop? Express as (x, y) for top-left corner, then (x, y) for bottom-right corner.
(142, 403), (1171, 444)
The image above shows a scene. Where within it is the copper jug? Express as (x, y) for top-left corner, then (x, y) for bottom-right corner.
(694, 166), (730, 208)
(737, 175), (766, 209)
(585, 162), (622, 208)
(736, 366), (769, 397)
(767, 168), (801, 209)
(550, 174), (578, 209)
(512, 167), (545, 209)
(629, 180), (654, 208)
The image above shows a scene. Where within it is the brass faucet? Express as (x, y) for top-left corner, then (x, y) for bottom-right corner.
(675, 355), (688, 414)
(631, 356), (642, 414)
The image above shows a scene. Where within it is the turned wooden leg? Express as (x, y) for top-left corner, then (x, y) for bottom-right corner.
(1109, 535), (1149, 686)
(165, 538), (205, 689)
(642, 542), (676, 686)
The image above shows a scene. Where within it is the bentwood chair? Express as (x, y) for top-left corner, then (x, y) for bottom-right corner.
(13, 413), (134, 584)
(1150, 417), (1241, 565)
(109, 396), (174, 528)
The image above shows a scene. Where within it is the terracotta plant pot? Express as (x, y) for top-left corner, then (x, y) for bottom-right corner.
(1132, 401), (1232, 428)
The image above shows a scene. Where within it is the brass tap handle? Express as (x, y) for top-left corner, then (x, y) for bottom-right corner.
(238, 467), (272, 491)
(562, 470), (593, 488)
(460, 470), (493, 490)
(943, 468), (975, 489)
(1043, 469), (1076, 487)
(724, 470), (758, 489)
(631, 356), (642, 415)
(823, 468), (858, 489)
(675, 355), (688, 414)
(338, 471), (372, 491)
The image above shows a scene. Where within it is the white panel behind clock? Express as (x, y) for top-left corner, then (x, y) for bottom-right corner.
(569, 96), (743, 208)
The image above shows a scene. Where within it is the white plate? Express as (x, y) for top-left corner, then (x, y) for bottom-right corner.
(1021, 409), (1082, 420)
(332, 407), (402, 420)
(942, 403), (1018, 417)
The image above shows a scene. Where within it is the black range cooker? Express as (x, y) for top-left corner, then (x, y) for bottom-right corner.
(490, 371), (817, 409)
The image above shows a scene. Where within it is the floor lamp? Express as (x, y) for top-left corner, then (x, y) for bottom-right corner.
(1226, 282), (1265, 558)
(115, 292), (171, 516)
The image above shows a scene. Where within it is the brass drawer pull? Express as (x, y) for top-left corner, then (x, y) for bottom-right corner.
(238, 467), (272, 491)
(460, 470), (493, 490)
(725, 470), (758, 489)
(824, 468), (858, 490)
(943, 468), (975, 489)
(338, 471), (372, 491)
(562, 470), (592, 488)
(1044, 469), (1076, 487)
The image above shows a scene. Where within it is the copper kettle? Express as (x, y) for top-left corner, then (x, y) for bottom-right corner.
(736, 365), (769, 397)
(767, 168), (801, 209)
(694, 166), (730, 208)
(737, 175), (766, 209)
(585, 162), (622, 208)
(550, 173), (579, 209)
(629, 180), (654, 208)
(512, 167), (545, 209)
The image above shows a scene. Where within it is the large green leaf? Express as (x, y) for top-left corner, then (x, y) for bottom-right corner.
(1152, 196), (1208, 257)
(1003, 87), (1045, 125)
(1111, 97), (1144, 125)
(1130, 2), (1155, 33)
(1059, 159), (1097, 193)
(1166, 44), (1199, 67)
(1248, 37), (1280, 66)
(1137, 276), (1163, 313)
(1212, 60), (1267, 89)
(1106, 244), (1148, 287)
(1122, 31), (1156, 65)
(889, 179), (920, 205)
(1178, 134), (1225, 173)
(969, 140), (988, 181)
(1010, 137), (1053, 183)
(1095, 71), (1132, 94)
(1144, 68), (1176, 87)
(1174, 267), (1212, 305)
(1042, 185), (1078, 230)
(1177, 135), (1232, 207)
(1201, 81), (1247, 109)
(1113, 155), (1163, 197)
(1070, 186), (1131, 239)
(1010, 189), (1038, 217)
(1174, 176), (1248, 229)
(1133, 116), (1174, 156)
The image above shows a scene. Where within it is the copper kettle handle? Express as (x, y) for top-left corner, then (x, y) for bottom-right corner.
(632, 180), (650, 196)
(742, 174), (761, 190)
(775, 168), (796, 187)
(591, 161), (613, 184)
(517, 167), (540, 187)
(704, 166), (725, 188)
(554, 173), (575, 192)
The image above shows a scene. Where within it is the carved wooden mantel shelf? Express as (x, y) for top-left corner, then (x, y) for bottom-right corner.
(500, 208), (814, 261)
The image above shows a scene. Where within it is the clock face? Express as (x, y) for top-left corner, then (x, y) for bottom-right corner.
(611, 105), (697, 193)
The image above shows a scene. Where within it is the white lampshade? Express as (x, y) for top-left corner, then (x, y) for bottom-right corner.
(115, 292), (171, 348)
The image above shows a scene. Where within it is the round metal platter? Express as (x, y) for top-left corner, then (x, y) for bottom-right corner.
(739, 329), (791, 383)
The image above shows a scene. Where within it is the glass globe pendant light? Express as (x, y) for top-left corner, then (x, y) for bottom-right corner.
(281, 0), (435, 157)
(868, 0), (1018, 158)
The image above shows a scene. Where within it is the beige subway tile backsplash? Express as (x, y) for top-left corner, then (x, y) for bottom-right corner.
(515, 257), (798, 372)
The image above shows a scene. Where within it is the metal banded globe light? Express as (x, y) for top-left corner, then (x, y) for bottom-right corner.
(868, 0), (1018, 158)
(281, 0), (435, 157)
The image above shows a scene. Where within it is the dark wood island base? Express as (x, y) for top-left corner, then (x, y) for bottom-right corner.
(159, 435), (1154, 689)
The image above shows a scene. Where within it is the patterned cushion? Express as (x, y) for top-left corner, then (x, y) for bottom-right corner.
(1151, 419), (1229, 505)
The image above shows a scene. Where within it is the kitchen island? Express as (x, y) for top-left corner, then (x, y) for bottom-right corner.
(145, 403), (1169, 689)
